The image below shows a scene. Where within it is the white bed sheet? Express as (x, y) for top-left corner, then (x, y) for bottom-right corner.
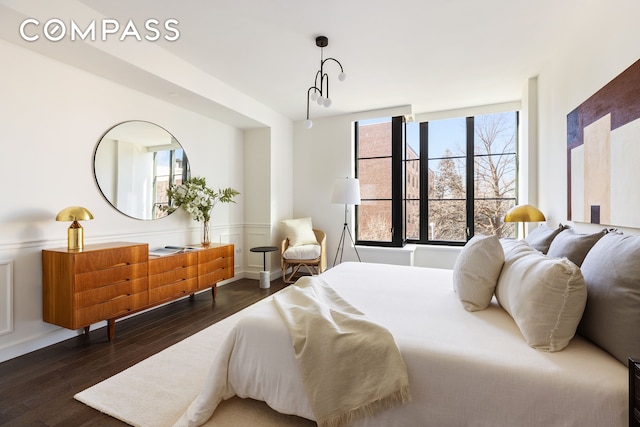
(188, 262), (628, 426)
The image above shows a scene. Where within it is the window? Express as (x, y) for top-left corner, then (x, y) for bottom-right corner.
(153, 148), (188, 218)
(355, 117), (405, 246)
(355, 111), (518, 246)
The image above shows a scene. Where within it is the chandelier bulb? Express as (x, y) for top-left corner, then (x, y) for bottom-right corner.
(310, 92), (318, 102)
(324, 97), (332, 107)
(338, 72), (346, 82)
(304, 119), (313, 129)
(317, 95), (325, 106)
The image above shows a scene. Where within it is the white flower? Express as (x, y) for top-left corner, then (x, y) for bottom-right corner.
(163, 177), (239, 223)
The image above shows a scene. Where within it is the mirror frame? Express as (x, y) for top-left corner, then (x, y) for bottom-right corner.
(93, 120), (190, 220)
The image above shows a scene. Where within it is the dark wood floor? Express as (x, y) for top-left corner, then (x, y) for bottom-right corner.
(0, 278), (287, 427)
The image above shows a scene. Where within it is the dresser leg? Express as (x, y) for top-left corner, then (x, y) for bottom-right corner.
(211, 285), (217, 299)
(107, 319), (116, 341)
(84, 326), (90, 336)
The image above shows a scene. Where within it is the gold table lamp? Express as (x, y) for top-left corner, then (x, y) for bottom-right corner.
(504, 204), (545, 238)
(56, 206), (94, 250)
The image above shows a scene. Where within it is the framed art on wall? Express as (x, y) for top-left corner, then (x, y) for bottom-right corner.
(567, 58), (640, 227)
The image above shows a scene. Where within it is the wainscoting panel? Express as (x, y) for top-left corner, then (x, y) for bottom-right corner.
(246, 230), (270, 271)
(219, 229), (243, 273)
(0, 260), (14, 336)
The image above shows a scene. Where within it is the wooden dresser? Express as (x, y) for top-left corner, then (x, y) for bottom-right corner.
(42, 242), (234, 340)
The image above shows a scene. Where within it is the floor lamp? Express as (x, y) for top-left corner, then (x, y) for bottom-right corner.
(331, 177), (362, 266)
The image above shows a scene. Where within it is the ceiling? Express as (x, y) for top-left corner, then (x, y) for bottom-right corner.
(2, 0), (602, 125)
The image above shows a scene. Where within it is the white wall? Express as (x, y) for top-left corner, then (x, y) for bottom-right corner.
(0, 38), (293, 362)
(292, 107), (411, 269)
(536, 0), (640, 234)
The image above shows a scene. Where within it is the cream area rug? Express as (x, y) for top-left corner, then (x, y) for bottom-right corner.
(74, 297), (316, 427)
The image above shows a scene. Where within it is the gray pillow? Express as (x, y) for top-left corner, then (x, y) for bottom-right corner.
(546, 228), (607, 267)
(524, 223), (567, 254)
(578, 232), (640, 366)
(453, 235), (504, 312)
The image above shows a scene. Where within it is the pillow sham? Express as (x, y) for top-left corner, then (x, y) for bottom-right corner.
(281, 218), (318, 247)
(578, 232), (640, 366)
(495, 240), (587, 352)
(524, 223), (566, 254)
(453, 234), (504, 312)
(546, 228), (606, 267)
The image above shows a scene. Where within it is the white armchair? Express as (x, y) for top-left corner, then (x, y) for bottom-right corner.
(280, 219), (327, 284)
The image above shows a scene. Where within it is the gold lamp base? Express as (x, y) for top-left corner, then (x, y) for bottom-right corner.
(68, 220), (84, 250)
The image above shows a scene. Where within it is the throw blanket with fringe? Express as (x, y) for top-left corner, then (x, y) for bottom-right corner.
(273, 276), (411, 427)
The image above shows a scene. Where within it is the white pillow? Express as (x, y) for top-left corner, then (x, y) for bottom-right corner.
(283, 244), (321, 260)
(281, 218), (318, 247)
(453, 234), (504, 311)
(495, 240), (587, 352)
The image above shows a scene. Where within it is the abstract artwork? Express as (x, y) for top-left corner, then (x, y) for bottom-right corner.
(567, 58), (640, 228)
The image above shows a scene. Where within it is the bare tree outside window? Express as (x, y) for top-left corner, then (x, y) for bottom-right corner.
(355, 111), (517, 246)
(473, 113), (517, 238)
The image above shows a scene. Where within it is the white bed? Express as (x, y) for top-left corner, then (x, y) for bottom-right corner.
(176, 262), (627, 427)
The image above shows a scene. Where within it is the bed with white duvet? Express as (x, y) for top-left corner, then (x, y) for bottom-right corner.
(174, 261), (627, 427)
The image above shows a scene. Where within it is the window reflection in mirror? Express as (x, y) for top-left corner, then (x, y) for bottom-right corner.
(93, 121), (190, 220)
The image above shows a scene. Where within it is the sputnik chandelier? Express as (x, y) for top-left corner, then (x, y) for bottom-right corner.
(304, 35), (346, 129)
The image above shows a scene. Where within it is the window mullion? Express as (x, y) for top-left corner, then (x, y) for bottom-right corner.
(466, 116), (475, 239)
(391, 116), (405, 246)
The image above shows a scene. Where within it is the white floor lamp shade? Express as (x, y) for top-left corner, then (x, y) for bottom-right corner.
(331, 178), (361, 205)
(332, 178), (361, 265)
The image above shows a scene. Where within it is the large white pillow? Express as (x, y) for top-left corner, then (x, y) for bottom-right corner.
(281, 218), (318, 247)
(453, 234), (504, 311)
(495, 240), (587, 352)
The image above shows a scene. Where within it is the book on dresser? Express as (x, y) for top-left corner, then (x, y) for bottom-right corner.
(42, 241), (234, 341)
(149, 245), (201, 257)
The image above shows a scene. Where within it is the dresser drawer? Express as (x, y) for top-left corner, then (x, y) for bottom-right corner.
(75, 278), (148, 309)
(198, 245), (233, 263)
(73, 245), (148, 274)
(76, 292), (148, 327)
(74, 263), (148, 292)
(149, 278), (198, 304)
(199, 255), (233, 275)
(199, 268), (233, 289)
(149, 265), (198, 289)
(148, 252), (197, 275)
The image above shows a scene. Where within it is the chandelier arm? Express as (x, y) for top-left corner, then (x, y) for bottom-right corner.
(306, 86), (320, 119)
(313, 70), (324, 95)
(323, 73), (330, 99)
(322, 57), (345, 73)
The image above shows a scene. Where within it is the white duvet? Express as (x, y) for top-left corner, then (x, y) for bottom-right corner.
(177, 262), (627, 427)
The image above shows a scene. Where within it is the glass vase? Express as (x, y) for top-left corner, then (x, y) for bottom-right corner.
(202, 220), (211, 247)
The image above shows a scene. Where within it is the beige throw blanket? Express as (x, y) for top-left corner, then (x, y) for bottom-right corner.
(273, 276), (411, 427)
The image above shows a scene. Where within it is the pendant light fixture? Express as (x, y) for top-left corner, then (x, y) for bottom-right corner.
(304, 36), (346, 129)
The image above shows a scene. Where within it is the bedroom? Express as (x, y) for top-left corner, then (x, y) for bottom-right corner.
(0, 0), (640, 424)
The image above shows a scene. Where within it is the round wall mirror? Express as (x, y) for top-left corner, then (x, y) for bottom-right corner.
(93, 121), (190, 220)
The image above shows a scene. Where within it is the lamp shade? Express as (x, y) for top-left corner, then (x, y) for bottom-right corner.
(56, 206), (94, 222)
(56, 206), (94, 251)
(504, 204), (545, 223)
(331, 178), (361, 205)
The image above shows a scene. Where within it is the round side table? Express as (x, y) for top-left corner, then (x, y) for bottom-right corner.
(250, 246), (278, 289)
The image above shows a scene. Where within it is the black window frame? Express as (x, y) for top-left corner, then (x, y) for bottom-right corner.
(355, 112), (518, 247)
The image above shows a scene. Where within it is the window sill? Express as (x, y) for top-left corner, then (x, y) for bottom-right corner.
(355, 243), (461, 269)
